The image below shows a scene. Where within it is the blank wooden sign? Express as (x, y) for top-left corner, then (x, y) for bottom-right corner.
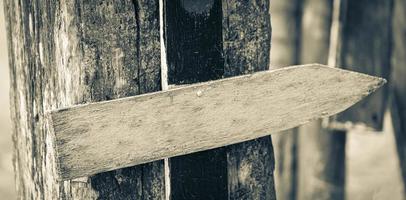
(48, 64), (385, 180)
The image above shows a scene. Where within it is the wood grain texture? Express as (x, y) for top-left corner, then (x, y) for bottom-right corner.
(49, 64), (385, 180)
(390, 0), (406, 195)
(336, 0), (393, 130)
(4, 0), (164, 199)
(296, 0), (347, 199)
(269, 0), (302, 199)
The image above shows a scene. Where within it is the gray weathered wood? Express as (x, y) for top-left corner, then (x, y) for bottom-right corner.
(4, 0), (164, 199)
(49, 64), (385, 180)
(335, 0), (393, 130)
(390, 0), (406, 195)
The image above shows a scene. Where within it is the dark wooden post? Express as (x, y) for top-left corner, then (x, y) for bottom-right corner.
(391, 0), (406, 195)
(164, 0), (275, 199)
(4, 0), (165, 199)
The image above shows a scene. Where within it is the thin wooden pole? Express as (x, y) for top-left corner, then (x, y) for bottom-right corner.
(159, 0), (171, 199)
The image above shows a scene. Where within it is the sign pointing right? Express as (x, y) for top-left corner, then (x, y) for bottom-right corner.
(48, 64), (385, 180)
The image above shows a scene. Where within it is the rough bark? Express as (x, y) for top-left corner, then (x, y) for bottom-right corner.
(390, 0), (406, 195)
(336, 0), (393, 130)
(296, 0), (346, 200)
(5, 0), (164, 199)
(165, 0), (275, 199)
(269, 0), (302, 199)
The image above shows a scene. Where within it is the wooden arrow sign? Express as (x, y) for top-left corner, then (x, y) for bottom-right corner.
(48, 64), (385, 180)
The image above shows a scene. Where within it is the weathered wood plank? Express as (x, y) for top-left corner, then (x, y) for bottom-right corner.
(390, 0), (406, 195)
(4, 0), (164, 199)
(269, 0), (301, 199)
(336, 0), (393, 130)
(49, 64), (385, 180)
(221, 1), (275, 199)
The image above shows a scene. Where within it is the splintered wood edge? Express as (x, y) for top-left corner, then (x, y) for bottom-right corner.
(46, 63), (386, 180)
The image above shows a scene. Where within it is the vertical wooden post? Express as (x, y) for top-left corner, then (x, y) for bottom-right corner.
(164, 0), (275, 199)
(222, 2), (275, 199)
(270, 0), (301, 199)
(335, 0), (393, 130)
(298, 0), (393, 199)
(390, 0), (406, 195)
(303, 0), (392, 199)
(296, 0), (345, 199)
(4, 0), (165, 199)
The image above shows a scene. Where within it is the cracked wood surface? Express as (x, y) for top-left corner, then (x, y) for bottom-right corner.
(49, 64), (385, 181)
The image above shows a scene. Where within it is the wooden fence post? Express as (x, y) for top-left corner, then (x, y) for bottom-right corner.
(4, 0), (165, 199)
(164, 0), (275, 199)
(391, 0), (406, 195)
(296, 0), (344, 199)
(335, 0), (393, 129)
(297, 0), (393, 199)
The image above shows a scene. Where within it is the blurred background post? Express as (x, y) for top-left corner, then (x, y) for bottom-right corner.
(0, 0), (14, 199)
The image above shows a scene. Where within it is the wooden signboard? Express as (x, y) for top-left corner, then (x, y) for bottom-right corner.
(49, 64), (384, 180)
